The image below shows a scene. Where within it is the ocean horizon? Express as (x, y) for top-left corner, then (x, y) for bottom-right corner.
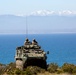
(0, 33), (76, 66)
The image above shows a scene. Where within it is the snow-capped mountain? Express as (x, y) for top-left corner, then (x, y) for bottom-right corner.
(29, 10), (76, 16)
(30, 10), (56, 16)
(59, 10), (76, 16)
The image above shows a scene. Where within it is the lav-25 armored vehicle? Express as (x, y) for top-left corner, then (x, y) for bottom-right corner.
(15, 38), (48, 70)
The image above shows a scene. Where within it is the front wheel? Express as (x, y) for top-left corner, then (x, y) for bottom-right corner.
(16, 60), (23, 70)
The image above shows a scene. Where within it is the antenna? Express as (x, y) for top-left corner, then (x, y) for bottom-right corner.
(26, 16), (28, 38)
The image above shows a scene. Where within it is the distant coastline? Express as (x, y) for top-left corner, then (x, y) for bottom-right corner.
(0, 32), (76, 35)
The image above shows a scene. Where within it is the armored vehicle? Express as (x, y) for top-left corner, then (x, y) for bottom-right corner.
(15, 38), (48, 70)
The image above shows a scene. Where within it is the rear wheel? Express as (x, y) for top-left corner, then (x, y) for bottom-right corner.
(41, 60), (47, 70)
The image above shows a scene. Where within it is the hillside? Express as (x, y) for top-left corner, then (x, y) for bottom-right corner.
(0, 62), (76, 75)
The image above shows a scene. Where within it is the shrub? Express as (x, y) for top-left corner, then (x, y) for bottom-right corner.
(56, 68), (63, 74)
(15, 68), (22, 75)
(73, 66), (76, 73)
(47, 63), (58, 73)
(25, 66), (45, 75)
(62, 63), (76, 73)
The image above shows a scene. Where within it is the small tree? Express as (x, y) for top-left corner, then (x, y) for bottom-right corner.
(62, 63), (75, 73)
(47, 63), (58, 73)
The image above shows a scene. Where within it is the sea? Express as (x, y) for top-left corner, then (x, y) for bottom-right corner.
(0, 34), (76, 66)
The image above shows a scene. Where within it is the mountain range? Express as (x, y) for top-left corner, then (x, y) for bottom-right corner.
(0, 10), (76, 34)
(29, 10), (76, 16)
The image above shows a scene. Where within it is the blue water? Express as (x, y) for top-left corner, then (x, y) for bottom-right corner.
(0, 34), (76, 66)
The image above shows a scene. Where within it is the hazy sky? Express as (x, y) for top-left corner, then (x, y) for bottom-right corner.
(0, 0), (76, 15)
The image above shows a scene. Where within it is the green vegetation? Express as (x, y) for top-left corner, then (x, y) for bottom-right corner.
(47, 63), (58, 73)
(0, 62), (76, 75)
(25, 66), (45, 75)
(62, 63), (76, 73)
(47, 63), (76, 74)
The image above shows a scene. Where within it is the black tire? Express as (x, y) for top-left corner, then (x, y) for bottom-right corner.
(41, 60), (47, 70)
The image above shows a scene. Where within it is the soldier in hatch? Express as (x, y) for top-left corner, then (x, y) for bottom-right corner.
(24, 38), (31, 45)
(32, 39), (38, 45)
